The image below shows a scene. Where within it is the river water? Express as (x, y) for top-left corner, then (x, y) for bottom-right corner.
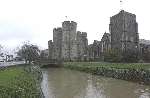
(41, 68), (150, 98)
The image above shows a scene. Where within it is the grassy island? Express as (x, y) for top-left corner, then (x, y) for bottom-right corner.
(64, 62), (150, 85)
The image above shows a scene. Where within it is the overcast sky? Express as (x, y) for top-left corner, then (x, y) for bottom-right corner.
(0, 0), (150, 54)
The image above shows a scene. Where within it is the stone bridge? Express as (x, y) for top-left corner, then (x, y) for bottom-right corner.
(36, 58), (63, 67)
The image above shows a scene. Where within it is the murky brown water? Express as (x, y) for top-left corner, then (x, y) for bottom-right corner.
(41, 68), (150, 98)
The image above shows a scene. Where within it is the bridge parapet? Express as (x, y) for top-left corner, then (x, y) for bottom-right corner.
(35, 58), (63, 67)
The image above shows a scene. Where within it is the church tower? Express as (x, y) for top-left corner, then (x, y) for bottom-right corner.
(109, 10), (139, 53)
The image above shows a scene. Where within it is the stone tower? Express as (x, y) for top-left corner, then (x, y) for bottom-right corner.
(62, 21), (77, 61)
(53, 27), (63, 60)
(48, 21), (89, 62)
(109, 10), (139, 53)
(48, 40), (54, 59)
(76, 31), (88, 61)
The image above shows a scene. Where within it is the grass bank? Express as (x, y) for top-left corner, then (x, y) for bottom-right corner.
(0, 64), (44, 98)
(64, 62), (150, 85)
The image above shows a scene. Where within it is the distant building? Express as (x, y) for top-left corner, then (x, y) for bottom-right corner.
(6, 55), (13, 62)
(0, 56), (5, 62)
(109, 10), (139, 53)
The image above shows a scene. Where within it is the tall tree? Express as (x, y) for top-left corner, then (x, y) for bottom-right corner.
(17, 43), (40, 64)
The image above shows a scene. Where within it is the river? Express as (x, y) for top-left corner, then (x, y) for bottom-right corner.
(41, 68), (150, 98)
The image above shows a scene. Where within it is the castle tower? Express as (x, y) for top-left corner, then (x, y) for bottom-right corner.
(49, 21), (89, 62)
(76, 31), (82, 61)
(62, 21), (77, 61)
(81, 32), (88, 61)
(48, 40), (54, 59)
(76, 31), (88, 61)
(109, 10), (139, 53)
(53, 27), (63, 60)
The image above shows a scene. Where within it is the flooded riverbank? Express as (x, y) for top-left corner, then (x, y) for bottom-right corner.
(41, 68), (150, 98)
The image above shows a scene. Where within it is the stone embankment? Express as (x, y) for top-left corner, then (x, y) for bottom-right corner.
(64, 62), (150, 85)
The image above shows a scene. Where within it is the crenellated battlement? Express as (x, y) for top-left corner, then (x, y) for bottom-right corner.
(62, 21), (77, 31)
(81, 32), (87, 37)
(53, 27), (62, 32)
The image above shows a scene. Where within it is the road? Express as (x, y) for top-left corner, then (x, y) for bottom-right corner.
(0, 61), (25, 67)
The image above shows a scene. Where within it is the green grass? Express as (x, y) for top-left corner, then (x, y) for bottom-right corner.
(64, 62), (150, 69)
(0, 65), (41, 98)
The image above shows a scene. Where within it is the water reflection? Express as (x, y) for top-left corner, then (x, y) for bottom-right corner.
(41, 68), (150, 98)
